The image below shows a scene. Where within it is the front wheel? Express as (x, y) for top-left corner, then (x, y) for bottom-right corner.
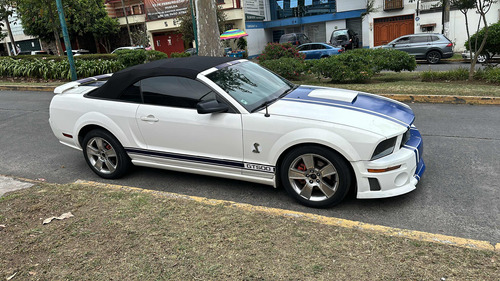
(280, 146), (351, 208)
(82, 129), (131, 179)
(426, 51), (441, 64)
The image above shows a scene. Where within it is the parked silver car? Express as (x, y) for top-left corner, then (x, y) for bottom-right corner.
(378, 33), (454, 64)
(461, 51), (497, 63)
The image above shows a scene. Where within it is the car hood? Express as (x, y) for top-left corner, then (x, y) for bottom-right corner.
(268, 85), (415, 135)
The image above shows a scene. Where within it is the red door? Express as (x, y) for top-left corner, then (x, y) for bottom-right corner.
(153, 33), (185, 56)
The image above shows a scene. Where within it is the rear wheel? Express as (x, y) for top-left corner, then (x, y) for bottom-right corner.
(280, 146), (351, 208)
(426, 51), (441, 64)
(82, 129), (131, 179)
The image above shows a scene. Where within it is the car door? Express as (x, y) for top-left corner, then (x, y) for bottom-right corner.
(134, 76), (244, 175)
(298, 44), (313, 59)
(392, 36), (411, 54)
(408, 36), (431, 57)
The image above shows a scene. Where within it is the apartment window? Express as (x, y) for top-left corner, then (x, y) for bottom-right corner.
(384, 0), (404, 10)
(271, 0), (336, 20)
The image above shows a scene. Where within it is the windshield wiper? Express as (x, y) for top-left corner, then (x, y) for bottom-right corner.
(251, 84), (298, 114)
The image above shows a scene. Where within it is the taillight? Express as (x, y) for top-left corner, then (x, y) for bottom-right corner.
(446, 43), (453, 47)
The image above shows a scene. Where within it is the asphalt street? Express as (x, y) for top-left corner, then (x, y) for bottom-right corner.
(0, 90), (498, 245)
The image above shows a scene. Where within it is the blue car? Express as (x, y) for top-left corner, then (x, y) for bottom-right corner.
(297, 43), (343, 60)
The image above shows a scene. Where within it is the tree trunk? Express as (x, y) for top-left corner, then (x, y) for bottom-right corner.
(469, 11), (490, 80)
(195, 0), (223, 57)
(53, 28), (64, 56)
(4, 18), (16, 55)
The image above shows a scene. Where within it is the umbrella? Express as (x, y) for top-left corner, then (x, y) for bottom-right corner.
(220, 29), (248, 40)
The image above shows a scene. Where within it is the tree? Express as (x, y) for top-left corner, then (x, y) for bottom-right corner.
(450, 0), (496, 79)
(16, 0), (65, 55)
(0, 0), (16, 55)
(466, 21), (500, 57)
(179, 2), (226, 49)
(90, 16), (120, 53)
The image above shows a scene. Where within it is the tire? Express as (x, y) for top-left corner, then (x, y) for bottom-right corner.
(280, 145), (351, 208)
(426, 50), (441, 64)
(82, 129), (131, 179)
(477, 54), (489, 63)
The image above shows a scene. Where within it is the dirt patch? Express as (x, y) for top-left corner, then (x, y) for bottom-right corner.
(1, 183), (498, 280)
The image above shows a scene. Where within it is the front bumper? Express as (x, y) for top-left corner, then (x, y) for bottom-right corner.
(354, 126), (425, 199)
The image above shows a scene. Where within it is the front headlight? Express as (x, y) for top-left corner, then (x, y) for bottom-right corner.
(371, 136), (397, 160)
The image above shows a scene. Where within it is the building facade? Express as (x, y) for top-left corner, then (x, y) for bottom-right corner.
(0, 10), (43, 55)
(105, 0), (499, 56)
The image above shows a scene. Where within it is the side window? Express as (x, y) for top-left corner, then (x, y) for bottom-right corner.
(395, 37), (410, 44)
(298, 44), (310, 51)
(118, 81), (141, 103)
(312, 44), (325, 50)
(431, 36), (440, 41)
(410, 36), (429, 43)
(141, 76), (213, 109)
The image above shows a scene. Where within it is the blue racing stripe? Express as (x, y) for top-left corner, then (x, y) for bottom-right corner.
(125, 147), (275, 174)
(283, 86), (415, 127)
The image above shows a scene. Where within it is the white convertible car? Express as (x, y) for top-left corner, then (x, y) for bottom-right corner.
(49, 56), (425, 207)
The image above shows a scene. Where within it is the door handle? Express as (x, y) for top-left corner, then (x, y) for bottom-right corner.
(140, 115), (159, 122)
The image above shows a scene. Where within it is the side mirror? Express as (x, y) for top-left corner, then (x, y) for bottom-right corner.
(391, 43), (396, 47)
(197, 99), (229, 114)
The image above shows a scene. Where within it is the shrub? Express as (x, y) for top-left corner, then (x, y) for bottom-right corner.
(421, 68), (469, 82)
(475, 67), (500, 84)
(114, 49), (147, 68)
(145, 50), (168, 61)
(309, 52), (376, 82)
(257, 43), (305, 62)
(260, 58), (307, 79)
(170, 52), (191, 58)
(0, 58), (124, 80)
(465, 21), (500, 55)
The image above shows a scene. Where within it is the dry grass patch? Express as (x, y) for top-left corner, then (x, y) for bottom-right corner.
(1, 183), (498, 280)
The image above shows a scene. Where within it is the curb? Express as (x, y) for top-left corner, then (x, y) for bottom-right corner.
(0, 85), (56, 92)
(1, 84), (498, 105)
(67, 179), (497, 252)
(381, 94), (500, 105)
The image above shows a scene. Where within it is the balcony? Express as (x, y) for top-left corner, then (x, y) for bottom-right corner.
(384, 0), (404, 11)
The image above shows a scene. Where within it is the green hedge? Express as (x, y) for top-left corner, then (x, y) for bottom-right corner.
(114, 49), (168, 68)
(170, 52), (191, 58)
(257, 43), (305, 62)
(0, 58), (124, 80)
(1, 54), (117, 62)
(259, 48), (416, 82)
(260, 58), (307, 79)
(421, 67), (500, 84)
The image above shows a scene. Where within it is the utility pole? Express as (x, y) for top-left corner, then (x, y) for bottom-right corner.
(120, 0), (134, 46)
(190, 0), (198, 54)
(56, 0), (77, 81)
(441, 0), (450, 36)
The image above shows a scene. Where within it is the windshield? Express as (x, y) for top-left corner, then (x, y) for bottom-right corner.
(333, 30), (348, 41)
(206, 61), (293, 112)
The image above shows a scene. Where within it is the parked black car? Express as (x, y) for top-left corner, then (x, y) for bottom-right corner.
(330, 29), (359, 49)
(279, 33), (312, 46)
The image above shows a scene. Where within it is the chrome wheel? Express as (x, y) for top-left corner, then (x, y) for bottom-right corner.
(288, 153), (339, 202)
(86, 137), (117, 174)
(477, 54), (488, 63)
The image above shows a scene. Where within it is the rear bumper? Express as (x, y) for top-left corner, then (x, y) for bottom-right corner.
(354, 126), (425, 199)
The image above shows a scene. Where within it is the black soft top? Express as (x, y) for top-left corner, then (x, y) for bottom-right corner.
(89, 56), (238, 99)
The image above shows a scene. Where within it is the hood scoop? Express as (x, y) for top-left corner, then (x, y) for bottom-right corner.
(308, 88), (358, 103)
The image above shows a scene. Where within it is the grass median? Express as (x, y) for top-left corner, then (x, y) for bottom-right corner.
(292, 72), (500, 98)
(1, 183), (498, 280)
